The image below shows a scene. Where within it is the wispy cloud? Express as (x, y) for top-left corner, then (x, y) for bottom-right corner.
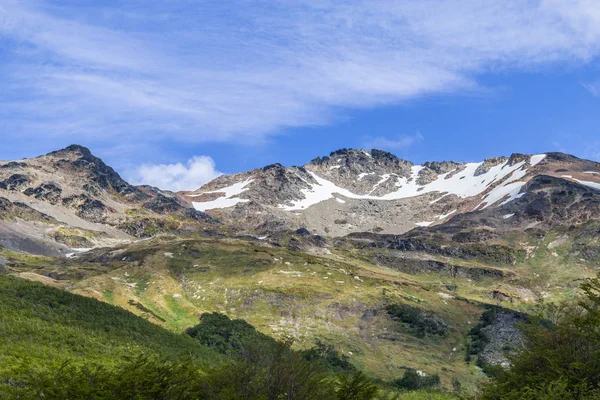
(583, 82), (600, 97)
(363, 132), (424, 151)
(128, 156), (222, 192)
(1, 0), (600, 151)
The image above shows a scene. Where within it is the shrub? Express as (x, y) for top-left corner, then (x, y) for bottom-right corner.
(395, 369), (440, 391)
(386, 303), (449, 337)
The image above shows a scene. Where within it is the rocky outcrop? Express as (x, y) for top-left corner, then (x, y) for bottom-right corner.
(423, 160), (464, 175)
(474, 157), (507, 176)
(0, 174), (30, 191)
(374, 252), (512, 280)
(468, 308), (527, 369)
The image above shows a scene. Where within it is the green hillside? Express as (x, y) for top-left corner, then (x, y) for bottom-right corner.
(0, 274), (461, 399)
(0, 274), (221, 373)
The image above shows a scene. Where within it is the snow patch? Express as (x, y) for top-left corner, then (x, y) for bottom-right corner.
(573, 179), (600, 190)
(415, 221), (434, 227)
(192, 179), (253, 211)
(65, 248), (93, 258)
(530, 154), (547, 166)
(280, 155), (544, 211)
(369, 174), (392, 194)
(503, 213), (515, 219)
(429, 194), (450, 204)
(583, 171), (599, 175)
(335, 197), (346, 204)
(438, 209), (457, 220)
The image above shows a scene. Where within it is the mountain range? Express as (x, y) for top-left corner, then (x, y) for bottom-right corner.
(1, 144), (600, 390)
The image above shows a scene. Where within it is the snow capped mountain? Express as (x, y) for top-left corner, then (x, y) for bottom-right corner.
(185, 149), (600, 236)
(2, 145), (599, 252)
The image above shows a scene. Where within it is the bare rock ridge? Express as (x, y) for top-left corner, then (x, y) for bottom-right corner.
(0, 145), (214, 255)
(187, 149), (600, 236)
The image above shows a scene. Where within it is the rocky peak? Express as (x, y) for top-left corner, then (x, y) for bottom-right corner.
(474, 157), (508, 176)
(507, 153), (529, 166)
(544, 152), (584, 163)
(44, 144), (147, 201)
(308, 148), (413, 176)
(423, 161), (465, 175)
(47, 144), (94, 159)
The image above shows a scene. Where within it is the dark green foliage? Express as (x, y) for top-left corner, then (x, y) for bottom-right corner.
(0, 274), (217, 372)
(186, 312), (278, 356)
(480, 274), (600, 399)
(201, 337), (334, 400)
(3, 342), (386, 399)
(335, 372), (381, 400)
(395, 369), (441, 391)
(187, 313), (357, 375)
(2, 356), (207, 399)
(301, 339), (356, 373)
(465, 308), (497, 360)
(386, 303), (449, 337)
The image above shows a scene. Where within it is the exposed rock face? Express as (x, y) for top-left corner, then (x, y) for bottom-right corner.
(423, 160), (464, 175)
(3, 145), (600, 257)
(478, 310), (526, 368)
(47, 145), (150, 202)
(0, 174), (30, 191)
(474, 157), (507, 176)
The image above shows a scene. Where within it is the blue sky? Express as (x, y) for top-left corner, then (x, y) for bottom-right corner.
(1, 0), (600, 190)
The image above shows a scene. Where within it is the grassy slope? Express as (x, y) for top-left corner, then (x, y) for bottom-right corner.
(3, 225), (596, 392)
(3, 238), (486, 389)
(0, 274), (221, 376)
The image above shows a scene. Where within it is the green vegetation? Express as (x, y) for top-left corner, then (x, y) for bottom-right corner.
(52, 226), (99, 248)
(0, 274), (461, 399)
(186, 312), (356, 375)
(481, 274), (600, 399)
(386, 303), (449, 337)
(0, 236), (497, 390)
(0, 274), (219, 373)
(395, 369), (441, 391)
(8, 222), (596, 397)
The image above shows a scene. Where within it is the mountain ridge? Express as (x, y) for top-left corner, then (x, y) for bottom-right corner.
(186, 148), (600, 236)
(2, 145), (599, 254)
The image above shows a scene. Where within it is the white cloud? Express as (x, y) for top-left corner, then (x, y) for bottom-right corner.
(130, 156), (222, 192)
(1, 0), (600, 149)
(363, 132), (424, 151)
(583, 82), (600, 97)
